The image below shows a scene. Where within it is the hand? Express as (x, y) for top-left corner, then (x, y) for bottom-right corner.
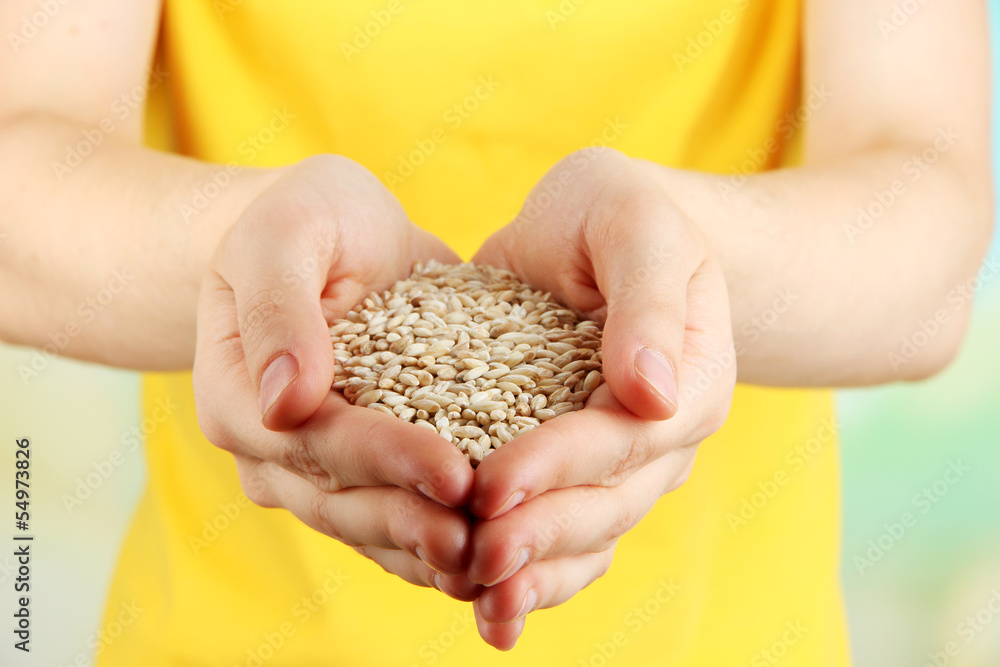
(468, 148), (736, 647)
(193, 155), (481, 601)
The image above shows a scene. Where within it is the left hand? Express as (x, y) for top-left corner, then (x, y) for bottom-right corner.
(468, 148), (737, 649)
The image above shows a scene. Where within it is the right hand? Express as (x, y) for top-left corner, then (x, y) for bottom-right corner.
(193, 155), (480, 601)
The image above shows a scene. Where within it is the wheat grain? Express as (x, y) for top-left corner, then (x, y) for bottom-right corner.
(329, 261), (603, 465)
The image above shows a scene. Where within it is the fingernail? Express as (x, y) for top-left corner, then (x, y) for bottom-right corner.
(484, 547), (529, 587)
(635, 347), (678, 413)
(260, 354), (298, 418)
(415, 546), (436, 570)
(490, 490), (525, 519)
(509, 616), (526, 648)
(511, 588), (537, 622)
(430, 571), (442, 592)
(416, 482), (456, 508)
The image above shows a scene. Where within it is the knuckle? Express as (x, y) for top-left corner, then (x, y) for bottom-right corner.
(485, 519), (528, 563)
(352, 418), (391, 480)
(241, 473), (274, 508)
(531, 518), (563, 558)
(604, 425), (655, 486)
(309, 489), (349, 544)
(410, 561), (436, 589)
(192, 373), (230, 449)
(527, 494), (577, 558)
(596, 546), (616, 578)
(193, 402), (242, 457)
(691, 398), (733, 444)
(194, 408), (231, 451)
(282, 433), (340, 490)
(607, 496), (640, 546)
(384, 487), (421, 550)
(664, 454), (696, 495)
(707, 401), (732, 435)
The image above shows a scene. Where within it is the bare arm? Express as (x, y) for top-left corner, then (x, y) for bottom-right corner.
(0, 0), (276, 368)
(644, 0), (993, 385)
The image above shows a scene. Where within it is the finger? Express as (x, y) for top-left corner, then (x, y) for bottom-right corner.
(470, 385), (695, 518)
(262, 461), (472, 574)
(202, 369), (474, 506)
(475, 547), (616, 626)
(194, 268), (263, 439)
(217, 181), (340, 431)
(233, 454), (280, 508)
(218, 155), (461, 432)
(469, 451), (690, 586)
(475, 150), (696, 422)
(471, 266), (734, 519)
(588, 181), (712, 422)
(474, 599), (525, 651)
(407, 224), (463, 269)
(359, 546), (482, 602)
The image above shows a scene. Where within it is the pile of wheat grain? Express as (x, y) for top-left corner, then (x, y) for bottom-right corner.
(330, 261), (603, 465)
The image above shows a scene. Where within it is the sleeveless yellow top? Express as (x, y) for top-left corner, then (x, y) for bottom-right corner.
(101, 2), (850, 665)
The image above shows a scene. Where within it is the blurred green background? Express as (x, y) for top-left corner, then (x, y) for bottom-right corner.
(1, 6), (998, 667)
(835, 6), (1000, 666)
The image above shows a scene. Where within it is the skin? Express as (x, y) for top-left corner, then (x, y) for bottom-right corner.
(0, 0), (992, 652)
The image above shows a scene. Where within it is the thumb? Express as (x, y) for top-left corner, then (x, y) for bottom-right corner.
(599, 243), (685, 422)
(225, 222), (336, 432)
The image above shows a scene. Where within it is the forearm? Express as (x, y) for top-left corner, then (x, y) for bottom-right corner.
(644, 146), (993, 386)
(0, 113), (280, 369)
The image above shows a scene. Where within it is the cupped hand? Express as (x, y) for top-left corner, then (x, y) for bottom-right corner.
(468, 148), (737, 647)
(193, 155), (480, 601)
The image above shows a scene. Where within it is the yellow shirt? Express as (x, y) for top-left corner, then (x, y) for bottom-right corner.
(101, 1), (850, 665)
